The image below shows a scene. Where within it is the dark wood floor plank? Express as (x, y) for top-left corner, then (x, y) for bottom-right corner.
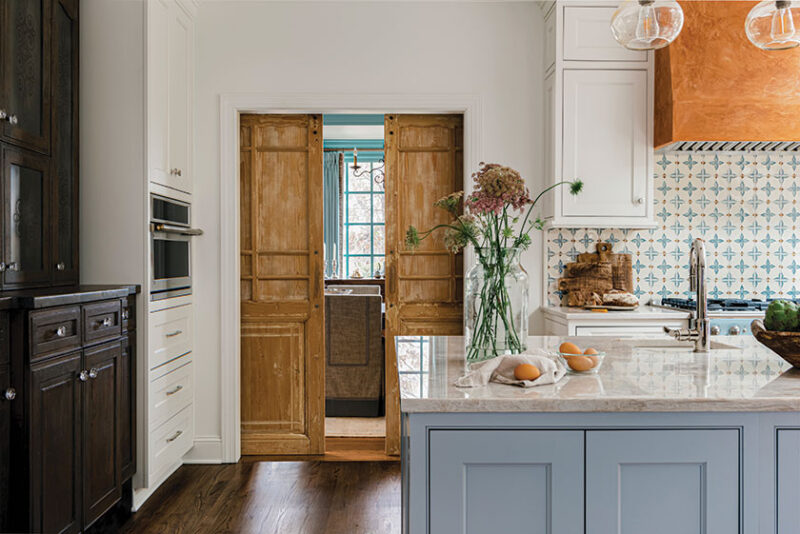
(120, 462), (400, 534)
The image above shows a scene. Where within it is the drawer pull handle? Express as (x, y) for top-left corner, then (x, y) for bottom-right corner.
(78, 370), (89, 382)
(166, 430), (183, 443)
(54, 326), (67, 338)
(88, 368), (99, 379)
(166, 384), (183, 396)
(165, 330), (183, 338)
(98, 317), (112, 328)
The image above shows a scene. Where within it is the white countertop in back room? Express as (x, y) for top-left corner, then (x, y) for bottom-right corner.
(542, 305), (691, 321)
(401, 336), (800, 413)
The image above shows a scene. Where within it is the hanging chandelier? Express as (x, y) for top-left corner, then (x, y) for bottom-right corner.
(610, 0), (684, 50)
(350, 148), (385, 186)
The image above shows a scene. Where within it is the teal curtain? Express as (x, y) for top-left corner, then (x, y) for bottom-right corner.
(323, 152), (341, 277)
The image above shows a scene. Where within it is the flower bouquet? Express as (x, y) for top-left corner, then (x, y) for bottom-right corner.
(406, 163), (582, 361)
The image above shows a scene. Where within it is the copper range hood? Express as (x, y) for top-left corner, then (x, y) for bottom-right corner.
(655, 1), (800, 151)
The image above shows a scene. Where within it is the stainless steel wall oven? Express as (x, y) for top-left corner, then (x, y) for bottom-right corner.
(150, 194), (202, 300)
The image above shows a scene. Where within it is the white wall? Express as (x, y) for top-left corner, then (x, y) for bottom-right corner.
(193, 1), (545, 446)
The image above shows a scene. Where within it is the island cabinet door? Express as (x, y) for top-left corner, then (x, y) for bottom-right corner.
(777, 429), (800, 534)
(586, 430), (740, 534)
(428, 430), (584, 534)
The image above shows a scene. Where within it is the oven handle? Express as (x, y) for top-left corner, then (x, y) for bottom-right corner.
(150, 223), (204, 236)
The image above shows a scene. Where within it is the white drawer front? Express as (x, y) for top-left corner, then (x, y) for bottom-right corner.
(149, 403), (194, 483)
(574, 325), (674, 337)
(563, 6), (648, 62)
(150, 358), (193, 430)
(150, 303), (192, 369)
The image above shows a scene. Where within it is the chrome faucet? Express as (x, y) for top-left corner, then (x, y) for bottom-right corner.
(664, 238), (710, 352)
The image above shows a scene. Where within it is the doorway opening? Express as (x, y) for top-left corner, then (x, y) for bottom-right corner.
(236, 109), (465, 459)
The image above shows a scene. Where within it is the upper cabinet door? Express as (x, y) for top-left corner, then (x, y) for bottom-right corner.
(561, 69), (650, 223)
(1, 0), (51, 153)
(167, 2), (192, 194)
(2, 145), (51, 287)
(51, 0), (78, 285)
(147, 0), (170, 188)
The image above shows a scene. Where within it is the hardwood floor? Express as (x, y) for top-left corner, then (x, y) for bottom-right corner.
(119, 461), (401, 534)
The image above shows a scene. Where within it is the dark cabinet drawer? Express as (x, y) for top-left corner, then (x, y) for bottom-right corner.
(83, 301), (122, 345)
(30, 306), (81, 359)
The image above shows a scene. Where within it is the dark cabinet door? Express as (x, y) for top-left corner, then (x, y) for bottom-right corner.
(50, 0), (78, 285)
(120, 334), (135, 480)
(0, 0), (51, 153)
(0, 365), (10, 532)
(83, 341), (122, 528)
(29, 351), (82, 534)
(2, 145), (51, 287)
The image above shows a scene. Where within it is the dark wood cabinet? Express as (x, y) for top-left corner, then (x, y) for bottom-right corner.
(29, 351), (82, 534)
(0, 0), (78, 290)
(2, 145), (51, 287)
(0, 0), (51, 153)
(8, 294), (136, 533)
(83, 341), (122, 527)
(0, 364), (10, 532)
(51, 0), (78, 285)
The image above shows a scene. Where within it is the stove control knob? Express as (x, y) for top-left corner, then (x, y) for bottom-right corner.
(729, 325), (741, 336)
(710, 325), (721, 336)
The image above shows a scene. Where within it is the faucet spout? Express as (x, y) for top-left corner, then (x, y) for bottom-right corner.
(664, 238), (710, 352)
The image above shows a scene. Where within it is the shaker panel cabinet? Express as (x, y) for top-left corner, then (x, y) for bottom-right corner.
(2, 145), (51, 287)
(586, 429), (740, 534)
(0, 365), (10, 532)
(28, 351), (82, 534)
(148, 0), (193, 194)
(428, 429), (584, 534)
(0, 0), (51, 153)
(561, 69), (649, 221)
(51, 0), (79, 285)
(82, 341), (122, 528)
(777, 429), (800, 533)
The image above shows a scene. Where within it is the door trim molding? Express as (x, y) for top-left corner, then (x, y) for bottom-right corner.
(219, 93), (482, 462)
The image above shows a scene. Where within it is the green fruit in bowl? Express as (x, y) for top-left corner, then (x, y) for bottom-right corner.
(765, 300), (800, 332)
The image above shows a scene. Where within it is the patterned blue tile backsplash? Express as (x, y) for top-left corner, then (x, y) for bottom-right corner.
(546, 152), (800, 307)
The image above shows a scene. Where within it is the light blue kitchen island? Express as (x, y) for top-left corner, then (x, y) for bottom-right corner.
(400, 336), (800, 534)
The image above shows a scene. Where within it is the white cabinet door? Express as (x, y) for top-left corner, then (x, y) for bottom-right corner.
(167, 3), (192, 194)
(563, 6), (648, 62)
(429, 429), (584, 534)
(147, 0), (170, 188)
(587, 429), (740, 534)
(561, 69), (650, 223)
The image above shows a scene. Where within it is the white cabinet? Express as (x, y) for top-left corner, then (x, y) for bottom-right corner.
(148, 0), (194, 195)
(562, 69), (649, 220)
(777, 429), (800, 533)
(541, 306), (689, 336)
(542, 1), (654, 228)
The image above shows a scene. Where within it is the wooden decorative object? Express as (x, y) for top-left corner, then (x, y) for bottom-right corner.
(752, 320), (800, 368)
(558, 242), (633, 307)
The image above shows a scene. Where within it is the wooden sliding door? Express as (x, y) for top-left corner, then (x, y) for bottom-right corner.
(239, 114), (325, 455)
(384, 114), (464, 454)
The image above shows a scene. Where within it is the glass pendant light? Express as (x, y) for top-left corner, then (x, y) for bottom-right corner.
(746, 0), (800, 50)
(611, 0), (685, 50)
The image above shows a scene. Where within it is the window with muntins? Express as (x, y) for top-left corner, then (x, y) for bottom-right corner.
(343, 160), (385, 278)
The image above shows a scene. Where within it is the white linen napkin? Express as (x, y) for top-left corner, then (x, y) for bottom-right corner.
(455, 350), (566, 388)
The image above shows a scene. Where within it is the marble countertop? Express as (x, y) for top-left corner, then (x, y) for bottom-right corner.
(542, 305), (691, 320)
(400, 335), (800, 413)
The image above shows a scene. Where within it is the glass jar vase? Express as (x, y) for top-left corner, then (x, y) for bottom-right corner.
(464, 247), (529, 362)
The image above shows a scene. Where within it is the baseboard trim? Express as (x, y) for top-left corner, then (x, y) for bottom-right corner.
(183, 436), (224, 464)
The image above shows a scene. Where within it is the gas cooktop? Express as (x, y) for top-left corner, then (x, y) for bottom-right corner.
(660, 298), (773, 312)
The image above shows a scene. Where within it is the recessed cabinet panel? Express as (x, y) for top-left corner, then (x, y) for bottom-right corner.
(2, 146), (51, 287)
(563, 6), (648, 62)
(1, 0), (51, 152)
(51, 0), (79, 285)
(562, 69), (648, 219)
(586, 429), (740, 534)
(429, 430), (584, 534)
(777, 429), (800, 534)
(167, 4), (192, 193)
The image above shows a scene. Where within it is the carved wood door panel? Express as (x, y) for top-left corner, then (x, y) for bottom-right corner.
(239, 114), (325, 455)
(384, 114), (464, 454)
